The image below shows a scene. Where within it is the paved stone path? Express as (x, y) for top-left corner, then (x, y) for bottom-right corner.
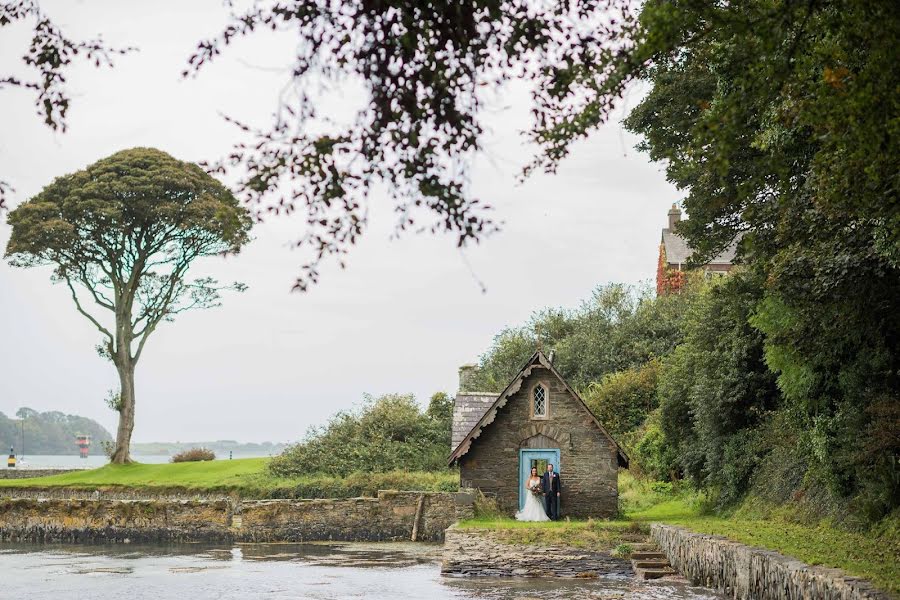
(441, 527), (632, 578)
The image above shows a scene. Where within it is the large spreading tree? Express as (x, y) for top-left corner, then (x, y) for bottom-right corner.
(4, 148), (253, 463)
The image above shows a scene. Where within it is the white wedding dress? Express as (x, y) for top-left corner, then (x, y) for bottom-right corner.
(515, 477), (550, 522)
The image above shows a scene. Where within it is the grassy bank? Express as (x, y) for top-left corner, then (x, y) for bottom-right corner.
(0, 459), (459, 498)
(461, 473), (900, 594)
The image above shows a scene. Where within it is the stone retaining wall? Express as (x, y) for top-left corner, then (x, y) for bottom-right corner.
(0, 488), (232, 502)
(0, 490), (474, 544)
(0, 498), (234, 543)
(651, 524), (891, 600)
(0, 469), (80, 479)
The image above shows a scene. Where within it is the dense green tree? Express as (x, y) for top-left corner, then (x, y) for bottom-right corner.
(269, 393), (452, 477)
(4, 148), (252, 463)
(582, 359), (659, 440)
(426, 391), (453, 435)
(657, 272), (780, 504)
(616, 0), (899, 516)
(629, 409), (680, 482)
(469, 283), (692, 392)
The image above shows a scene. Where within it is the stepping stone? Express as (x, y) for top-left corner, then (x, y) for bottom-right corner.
(633, 559), (671, 569)
(629, 543), (658, 551)
(635, 567), (676, 580)
(631, 551), (667, 560)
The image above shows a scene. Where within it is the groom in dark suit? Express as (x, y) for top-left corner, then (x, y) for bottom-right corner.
(541, 463), (561, 520)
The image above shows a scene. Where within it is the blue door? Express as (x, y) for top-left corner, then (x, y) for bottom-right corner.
(518, 448), (561, 510)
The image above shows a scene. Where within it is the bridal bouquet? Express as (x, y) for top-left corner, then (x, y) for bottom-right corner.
(529, 482), (543, 497)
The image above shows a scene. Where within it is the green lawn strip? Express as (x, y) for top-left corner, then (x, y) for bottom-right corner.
(0, 460), (459, 499)
(0, 459), (269, 492)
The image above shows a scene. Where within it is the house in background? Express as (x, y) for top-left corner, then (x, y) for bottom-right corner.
(658, 204), (737, 294)
(448, 351), (628, 518)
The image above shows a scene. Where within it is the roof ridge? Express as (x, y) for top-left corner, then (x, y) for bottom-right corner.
(447, 350), (628, 467)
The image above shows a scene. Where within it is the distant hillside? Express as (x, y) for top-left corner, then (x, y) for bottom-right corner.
(0, 408), (113, 455)
(130, 440), (287, 457)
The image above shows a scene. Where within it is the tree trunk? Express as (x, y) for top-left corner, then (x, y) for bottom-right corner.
(110, 359), (136, 464)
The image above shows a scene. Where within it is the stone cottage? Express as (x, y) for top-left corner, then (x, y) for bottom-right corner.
(448, 351), (628, 518)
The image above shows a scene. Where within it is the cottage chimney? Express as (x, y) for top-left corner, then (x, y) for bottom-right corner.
(667, 204), (682, 230)
(458, 364), (478, 393)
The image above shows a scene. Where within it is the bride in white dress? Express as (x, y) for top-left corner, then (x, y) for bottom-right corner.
(515, 467), (550, 522)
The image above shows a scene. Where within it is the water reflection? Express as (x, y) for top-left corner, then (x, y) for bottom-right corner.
(0, 542), (721, 599)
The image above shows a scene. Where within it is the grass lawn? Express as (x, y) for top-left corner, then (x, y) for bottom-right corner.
(0, 459), (459, 498)
(0, 458), (269, 490)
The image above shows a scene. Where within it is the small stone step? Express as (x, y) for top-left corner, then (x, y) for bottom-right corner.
(631, 551), (667, 560)
(635, 567), (676, 580)
(632, 559), (670, 569)
(628, 543), (658, 551)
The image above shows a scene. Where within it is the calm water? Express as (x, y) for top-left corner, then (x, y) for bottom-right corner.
(0, 542), (722, 600)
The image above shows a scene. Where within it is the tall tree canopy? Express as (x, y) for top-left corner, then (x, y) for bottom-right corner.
(618, 0), (899, 516)
(5, 148), (253, 463)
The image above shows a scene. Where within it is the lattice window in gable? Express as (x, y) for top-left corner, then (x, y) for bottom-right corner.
(533, 384), (547, 417)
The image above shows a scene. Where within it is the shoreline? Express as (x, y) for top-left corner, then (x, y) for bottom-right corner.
(0, 491), (893, 598)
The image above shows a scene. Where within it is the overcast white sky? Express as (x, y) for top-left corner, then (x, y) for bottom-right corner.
(0, 1), (679, 444)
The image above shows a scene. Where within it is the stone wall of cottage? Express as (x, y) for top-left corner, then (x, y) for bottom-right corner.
(0, 490), (475, 543)
(458, 366), (618, 518)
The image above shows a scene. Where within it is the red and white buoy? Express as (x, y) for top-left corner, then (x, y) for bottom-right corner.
(75, 434), (91, 459)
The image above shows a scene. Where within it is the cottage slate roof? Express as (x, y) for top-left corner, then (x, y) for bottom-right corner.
(662, 228), (738, 266)
(447, 351), (629, 468)
(451, 392), (499, 450)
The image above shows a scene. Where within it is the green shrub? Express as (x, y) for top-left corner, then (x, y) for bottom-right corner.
(270, 392), (451, 477)
(582, 359), (660, 439)
(171, 447), (216, 463)
(650, 481), (674, 495)
(468, 283), (692, 393)
(471, 489), (504, 519)
(628, 409), (680, 481)
(611, 543), (633, 558)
